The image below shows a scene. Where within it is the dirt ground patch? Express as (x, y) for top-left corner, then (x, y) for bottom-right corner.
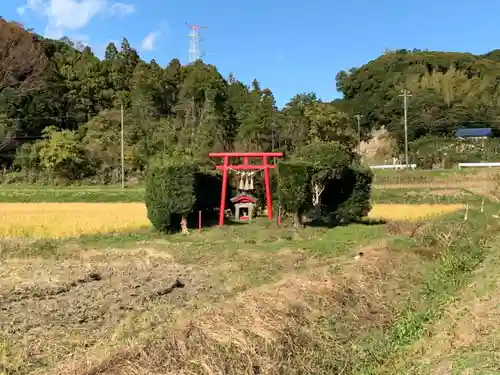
(429, 189), (462, 196)
(0, 248), (209, 374)
(193, 244), (404, 342)
(386, 220), (428, 237)
(52, 244), (424, 375)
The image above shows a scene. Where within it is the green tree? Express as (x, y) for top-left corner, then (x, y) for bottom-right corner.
(335, 49), (500, 146)
(104, 42), (118, 60)
(145, 158), (198, 234)
(37, 126), (89, 180)
(13, 142), (41, 171)
(304, 102), (356, 147)
(280, 93), (317, 154)
(173, 61), (227, 158)
(235, 80), (278, 152)
(277, 161), (312, 228)
(82, 110), (140, 181)
(292, 141), (357, 206)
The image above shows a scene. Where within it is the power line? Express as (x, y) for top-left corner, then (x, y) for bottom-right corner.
(4, 114), (88, 122)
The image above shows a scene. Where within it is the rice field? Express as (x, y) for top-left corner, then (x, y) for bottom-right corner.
(368, 203), (466, 221)
(0, 202), (466, 239)
(0, 203), (150, 239)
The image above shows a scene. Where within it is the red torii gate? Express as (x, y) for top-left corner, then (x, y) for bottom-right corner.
(209, 152), (283, 226)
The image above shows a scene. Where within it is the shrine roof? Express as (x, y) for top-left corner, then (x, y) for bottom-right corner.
(231, 194), (257, 203)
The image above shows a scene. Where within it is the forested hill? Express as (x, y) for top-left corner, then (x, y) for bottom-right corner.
(336, 49), (500, 145)
(0, 18), (360, 183)
(2, 18), (500, 182)
(1, 17), (148, 136)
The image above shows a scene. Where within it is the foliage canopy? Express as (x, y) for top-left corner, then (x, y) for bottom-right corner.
(3, 20), (500, 181)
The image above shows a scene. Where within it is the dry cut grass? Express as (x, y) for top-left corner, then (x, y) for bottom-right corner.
(17, 242), (422, 375)
(0, 203), (150, 239)
(368, 203), (465, 221)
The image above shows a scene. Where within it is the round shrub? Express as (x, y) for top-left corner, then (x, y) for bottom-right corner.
(289, 141), (372, 226)
(319, 165), (373, 225)
(145, 157), (198, 233)
(277, 161), (313, 227)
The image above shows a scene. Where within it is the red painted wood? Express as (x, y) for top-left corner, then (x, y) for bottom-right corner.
(232, 196), (257, 203)
(209, 152), (283, 226)
(198, 210), (202, 232)
(263, 155), (273, 220)
(215, 164), (276, 170)
(218, 155), (229, 226)
(209, 152), (283, 158)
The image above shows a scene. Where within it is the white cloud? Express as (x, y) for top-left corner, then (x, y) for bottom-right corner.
(141, 30), (160, 51)
(45, 0), (106, 38)
(17, 0), (43, 16)
(16, 0), (135, 39)
(110, 2), (135, 15)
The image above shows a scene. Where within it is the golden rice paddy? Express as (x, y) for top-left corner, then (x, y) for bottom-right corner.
(0, 202), (466, 239)
(368, 203), (466, 221)
(0, 203), (150, 239)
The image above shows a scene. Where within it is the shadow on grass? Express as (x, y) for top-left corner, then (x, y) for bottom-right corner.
(307, 217), (387, 228)
(186, 210), (252, 229)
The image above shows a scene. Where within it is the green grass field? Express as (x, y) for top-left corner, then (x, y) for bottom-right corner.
(0, 186), (144, 202)
(0, 179), (499, 374)
(373, 167), (499, 185)
(0, 167), (495, 202)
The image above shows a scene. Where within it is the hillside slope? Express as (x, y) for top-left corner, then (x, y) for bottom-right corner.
(4, 19), (500, 181)
(336, 50), (500, 146)
(377, 237), (500, 374)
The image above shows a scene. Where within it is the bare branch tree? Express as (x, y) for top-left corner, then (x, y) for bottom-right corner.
(0, 19), (49, 94)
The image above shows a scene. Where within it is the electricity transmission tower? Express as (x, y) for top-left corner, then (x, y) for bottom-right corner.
(399, 89), (412, 166)
(186, 23), (207, 63)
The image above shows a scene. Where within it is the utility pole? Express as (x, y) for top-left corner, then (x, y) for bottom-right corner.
(354, 114), (363, 154)
(120, 104), (125, 189)
(399, 89), (412, 166)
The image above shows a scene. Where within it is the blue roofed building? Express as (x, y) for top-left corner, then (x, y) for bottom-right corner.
(455, 127), (493, 139)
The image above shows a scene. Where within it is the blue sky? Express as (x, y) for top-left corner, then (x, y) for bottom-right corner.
(2, 0), (500, 107)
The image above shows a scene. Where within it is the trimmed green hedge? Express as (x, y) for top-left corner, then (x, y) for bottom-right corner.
(145, 158), (198, 233)
(277, 141), (372, 227)
(277, 161), (312, 227)
(145, 156), (229, 233)
(319, 166), (373, 225)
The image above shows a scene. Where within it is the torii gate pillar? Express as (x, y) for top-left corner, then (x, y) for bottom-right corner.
(209, 152), (283, 226)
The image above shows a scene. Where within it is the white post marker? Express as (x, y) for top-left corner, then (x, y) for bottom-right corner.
(464, 204), (469, 221)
